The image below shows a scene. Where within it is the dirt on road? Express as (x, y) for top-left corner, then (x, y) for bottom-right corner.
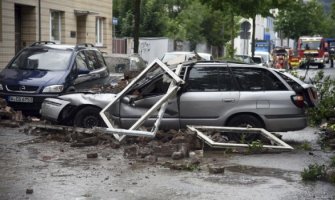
(0, 125), (335, 200)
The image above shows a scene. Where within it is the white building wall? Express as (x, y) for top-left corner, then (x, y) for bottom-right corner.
(138, 37), (170, 63)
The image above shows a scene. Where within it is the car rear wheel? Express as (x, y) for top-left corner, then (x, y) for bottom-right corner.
(227, 114), (264, 128)
(226, 114), (264, 141)
(74, 107), (105, 128)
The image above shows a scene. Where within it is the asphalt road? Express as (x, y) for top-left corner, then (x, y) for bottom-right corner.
(294, 62), (335, 82)
(0, 125), (334, 200)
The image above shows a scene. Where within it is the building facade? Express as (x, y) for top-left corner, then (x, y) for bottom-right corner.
(0, 0), (113, 69)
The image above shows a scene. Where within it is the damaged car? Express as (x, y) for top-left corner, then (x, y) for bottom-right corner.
(40, 61), (318, 132)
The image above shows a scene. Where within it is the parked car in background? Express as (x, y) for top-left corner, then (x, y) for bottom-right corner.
(104, 54), (147, 83)
(41, 61), (318, 132)
(0, 41), (109, 114)
(234, 54), (255, 64)
(251, 55), (266, 67)
(161, 51), (213, 65)
(255, 51), (272, 67)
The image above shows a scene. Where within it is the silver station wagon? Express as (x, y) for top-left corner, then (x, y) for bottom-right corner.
(40, 61), (318, 132)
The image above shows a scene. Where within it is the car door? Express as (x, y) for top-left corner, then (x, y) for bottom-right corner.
(230, 67), (297, 117)
(179, 65), (240, 127)
(118, 74), (180, 129)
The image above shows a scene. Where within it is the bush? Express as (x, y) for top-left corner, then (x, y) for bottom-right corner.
(301, 164), (327, 181)
(248, 140), (263, 153)
(307, 71), (335, 126)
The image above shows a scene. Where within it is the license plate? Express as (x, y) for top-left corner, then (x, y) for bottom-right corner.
(8, 96), (33, 103)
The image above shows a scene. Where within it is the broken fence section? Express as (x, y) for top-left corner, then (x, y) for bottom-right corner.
(99, 59), (185, 142)
(187, 125), (294, 151)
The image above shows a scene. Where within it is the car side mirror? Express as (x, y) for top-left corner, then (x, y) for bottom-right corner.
(122, 95), (136, 106)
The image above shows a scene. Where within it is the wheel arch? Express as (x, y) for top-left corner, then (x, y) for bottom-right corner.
(58, 104), (103, 125)
(225, 112), (265, 128)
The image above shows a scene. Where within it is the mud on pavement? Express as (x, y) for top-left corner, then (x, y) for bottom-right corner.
(1, 122), (335, 200)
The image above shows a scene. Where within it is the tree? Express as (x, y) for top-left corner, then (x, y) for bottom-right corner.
(140, 0), (168, 37)
(170, 0), (208, 50)
(321, 1), (335, 38)
(134, 0), (141, 53)
(201, 0), (241, 58)
(275, 0), (326, 41)
(203, 0), (292, 57)
(114, 0), (167, 37)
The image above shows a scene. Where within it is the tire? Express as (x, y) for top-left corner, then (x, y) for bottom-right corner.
(226, 114), (264, 142)
(318, 64), (325, 69)
(331, 59), (334, 68)
(73, 107), (105, 128)
(227, 114), (264, 128)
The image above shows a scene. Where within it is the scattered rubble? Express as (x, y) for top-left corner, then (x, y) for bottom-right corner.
(87, 153), (98, 159)
(26, 188), (33, 194)
(208, 165), (225, 174)
(318, 118), (335, 150)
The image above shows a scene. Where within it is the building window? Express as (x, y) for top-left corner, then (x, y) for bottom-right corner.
(96, 17), (104, 46)
(50, 11), (61, 43)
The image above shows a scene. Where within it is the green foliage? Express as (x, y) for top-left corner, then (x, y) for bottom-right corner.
(301, 164), (327, 181)
(172, 0), (208, 48)
(307, 71), (335, 126)
(330, 156), (335, 167)
(275, 0), (328, 41)
(224, 42), (236, 59)
(248, 140), (263, 153)
(298, 141), (312, 151)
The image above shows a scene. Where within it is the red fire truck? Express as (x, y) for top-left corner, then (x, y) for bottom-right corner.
(297, 36), (327, 69)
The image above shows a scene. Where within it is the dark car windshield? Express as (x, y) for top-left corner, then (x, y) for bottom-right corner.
(252, 57), (262, 64)
(9, 48), (72, 71)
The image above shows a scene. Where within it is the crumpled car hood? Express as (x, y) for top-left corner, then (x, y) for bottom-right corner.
(58, 93), (117, 108)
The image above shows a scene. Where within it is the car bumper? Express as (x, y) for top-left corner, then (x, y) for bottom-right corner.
(289, 61), (300, 68)
(301, 57), (324, 64)
(0, 92), (60, 112)
(264, 114), (307, 132)
(40, 98), (71, 122)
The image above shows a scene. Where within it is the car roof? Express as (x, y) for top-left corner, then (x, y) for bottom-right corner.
(27, 42), (99, 51)
(164, 51), (193, 55)
(193, 61), (265, 68)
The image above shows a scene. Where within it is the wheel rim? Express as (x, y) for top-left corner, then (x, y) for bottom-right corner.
(83, 116), (99, 128)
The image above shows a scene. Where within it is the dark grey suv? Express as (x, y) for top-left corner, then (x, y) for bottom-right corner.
(40, 61), (318, 132)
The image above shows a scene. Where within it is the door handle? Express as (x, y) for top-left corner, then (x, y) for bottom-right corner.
(223, 98), (235, 102)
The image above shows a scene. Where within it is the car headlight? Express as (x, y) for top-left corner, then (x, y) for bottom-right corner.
(0, 84), (3, 91)
(42, 85), (64, 93)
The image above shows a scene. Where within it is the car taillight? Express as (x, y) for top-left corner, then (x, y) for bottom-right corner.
(291, 95), (304, 108)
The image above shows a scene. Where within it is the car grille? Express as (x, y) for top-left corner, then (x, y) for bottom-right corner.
(6, 85), (39, 93)
(303, 53), (318, 57)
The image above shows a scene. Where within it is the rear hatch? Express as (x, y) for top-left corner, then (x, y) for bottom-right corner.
(275, 71), (318, 107)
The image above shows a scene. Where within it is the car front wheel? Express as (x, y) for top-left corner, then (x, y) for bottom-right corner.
(74, 106), (105, 128)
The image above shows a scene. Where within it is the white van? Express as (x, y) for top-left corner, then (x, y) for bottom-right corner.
(255, 51), (273, 67)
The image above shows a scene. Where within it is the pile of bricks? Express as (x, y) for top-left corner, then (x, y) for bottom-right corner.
(0, 98), (24, 127)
